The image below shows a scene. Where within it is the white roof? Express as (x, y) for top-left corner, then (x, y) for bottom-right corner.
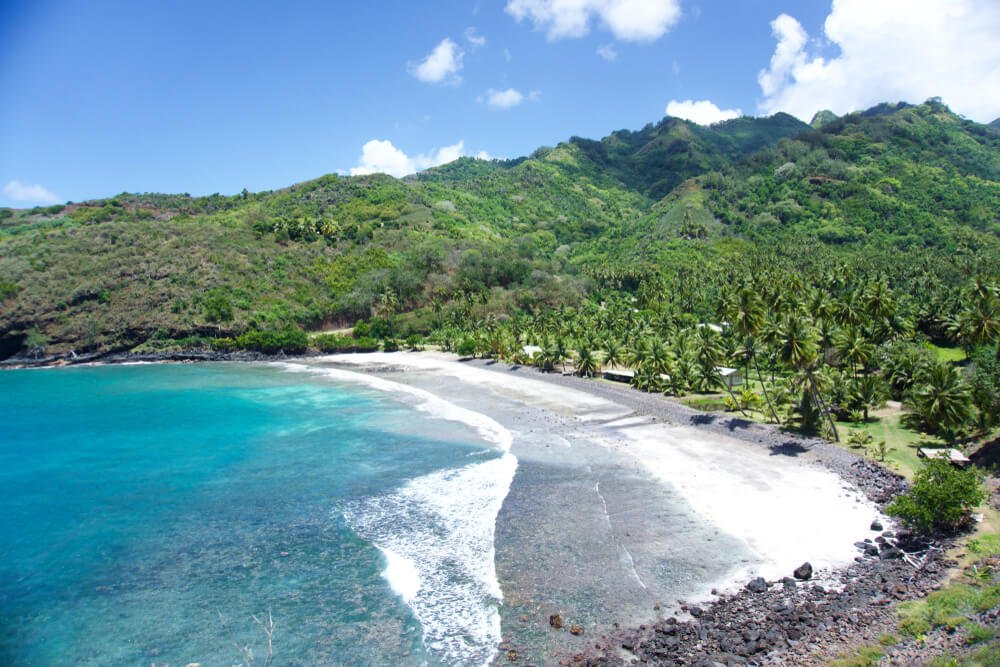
(919, 448), (971, 463)
(716, 366), (740, 376)
(522, 345), (542, 356)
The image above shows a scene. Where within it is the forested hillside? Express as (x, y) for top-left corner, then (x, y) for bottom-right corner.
(0, 99), (997, 360)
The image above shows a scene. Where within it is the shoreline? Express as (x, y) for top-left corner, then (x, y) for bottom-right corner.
(323, 352), (895, 573)
(305, 352), (938, 665)
(8, 350), (948, 665)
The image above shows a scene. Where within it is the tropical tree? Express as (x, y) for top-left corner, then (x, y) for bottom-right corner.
(908, 361), (974, 442)
(575, 344), (598, 377)
(887, 459), (986, 534)
(727, 285), (779, 421)
(835, 326), (875, 375)
(602, 338), (623, 370)
(776, 314), (839, 439)
(850, 374), (888, 422)
(949, 290), (999, 351)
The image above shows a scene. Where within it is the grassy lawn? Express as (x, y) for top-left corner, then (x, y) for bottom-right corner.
(928, 342), (967, 364)
(836, 414), (945, 479)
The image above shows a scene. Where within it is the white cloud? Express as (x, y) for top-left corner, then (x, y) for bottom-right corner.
(349, 139), (469, 178)
(503, 48), (513, 62)
(409, 38), (464, 84)
(481, 88), (525, 109)
(757, 0), (1000, 123)
(597, 43), (618, 61)
(2, 179), (60, 204)
(506, 0), (681, 42)
(465, 27), (487, 48)
(666, 99), (742, 125)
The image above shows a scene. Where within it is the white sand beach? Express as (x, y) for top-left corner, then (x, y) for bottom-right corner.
(319, 351), (884, 590)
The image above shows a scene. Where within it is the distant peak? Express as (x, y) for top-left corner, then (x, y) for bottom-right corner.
(810, 110), (839, 128)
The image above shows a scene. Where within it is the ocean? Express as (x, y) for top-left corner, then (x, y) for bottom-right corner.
(0, 362), (515, 666)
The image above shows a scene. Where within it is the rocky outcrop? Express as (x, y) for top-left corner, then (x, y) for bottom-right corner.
(571, 529), (950, 666)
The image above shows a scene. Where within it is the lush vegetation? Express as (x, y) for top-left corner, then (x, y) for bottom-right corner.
(887, 459), (987, 533)
(3, 96), (999, 664)
(1, 101), (999, 449)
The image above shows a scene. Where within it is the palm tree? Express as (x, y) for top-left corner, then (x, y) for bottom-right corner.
(908, 362), (973, 443)
(728, 286), (780, 422)
(602, 338), (623, 370)
(949, 294), (999, 352)
(777, 314), (839, 440)
(575, 344), (598, 377)
(374, 288), (399, 339)
(553, 337), (570, 373)
(835, 326), (875, 376)
(850, 374), (888, 422)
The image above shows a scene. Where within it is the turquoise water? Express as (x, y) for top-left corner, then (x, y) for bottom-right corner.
(0, 363), (507, 666)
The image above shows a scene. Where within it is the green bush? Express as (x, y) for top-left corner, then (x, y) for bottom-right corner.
(887, 459), (987, 533)
(313, 333), (379, 353)
(211, 337), (236, 352)
(456, 337), (476, 357)
(234, 328), (308, 354)
(0, 280), (18, 301)
(202, 288), (234, 323)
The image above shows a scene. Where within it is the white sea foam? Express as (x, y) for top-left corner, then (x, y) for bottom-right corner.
(342, 454), (517, 666)
(273, 361), (517, 666)
(272, 362), (513, 453)
(378, 546), (421, 603)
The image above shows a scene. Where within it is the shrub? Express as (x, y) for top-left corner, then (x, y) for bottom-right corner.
(202, 288), (234, 323)
(456, 337), (476, 357)
(0, 280), (19, 301)
(313, 333), (379, 353)
(886, 459), (986, 534)
(234, 328), (308, 354)
(212, 337), (236, 352)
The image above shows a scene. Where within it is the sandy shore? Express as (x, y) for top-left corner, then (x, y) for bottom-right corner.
(319, 351), (885, 586)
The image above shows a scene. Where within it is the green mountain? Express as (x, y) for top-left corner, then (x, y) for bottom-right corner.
(1, 100), (997, 358)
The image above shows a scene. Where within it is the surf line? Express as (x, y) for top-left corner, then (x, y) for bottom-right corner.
(273, 361), (518, 666)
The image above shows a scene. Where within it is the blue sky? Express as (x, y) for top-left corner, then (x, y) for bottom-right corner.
(1, 0), (998, 207)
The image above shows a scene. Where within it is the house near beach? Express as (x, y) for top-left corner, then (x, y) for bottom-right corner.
(918, 447), (971, 468)
(603, 368), (635, 383)
(716, 366), (743, 388)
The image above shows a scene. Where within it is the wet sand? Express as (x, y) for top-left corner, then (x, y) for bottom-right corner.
(311, 352), (885, 663)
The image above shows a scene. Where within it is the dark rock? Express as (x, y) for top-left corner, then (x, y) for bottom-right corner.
(870, 519), (883, 531)
(865, 544), (880, 557)
(569, 624), (584, 636)
(880, 547), (904, 560)
(793, 562), (813, 580)
(746, 577), (768, 593)
(549, 613), (563, 629)
(782, 576), (797, 591)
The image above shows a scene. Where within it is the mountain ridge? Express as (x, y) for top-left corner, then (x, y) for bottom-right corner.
(1, 99), (997, 357)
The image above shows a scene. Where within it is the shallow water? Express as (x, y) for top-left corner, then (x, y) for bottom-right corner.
(0, 363), (510, 666)
(2, 360), (762, 666)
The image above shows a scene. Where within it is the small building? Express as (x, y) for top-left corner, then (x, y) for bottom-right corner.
(716, 366), (743, 388)
(603, 368), (635, 383)
(918, 448), (971, 468)
(522, 345), (542, 359)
